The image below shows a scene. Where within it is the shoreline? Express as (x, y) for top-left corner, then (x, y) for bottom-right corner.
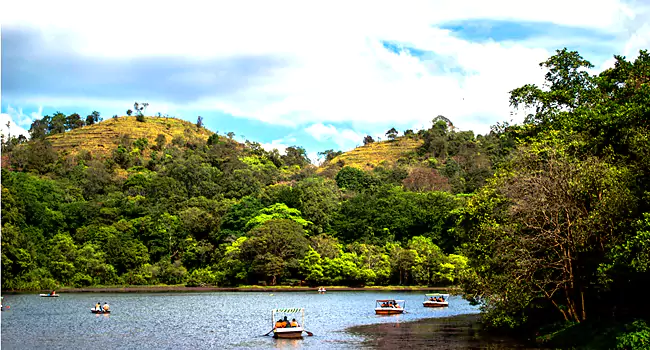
(346, 313), (544, 349)
(2, 285), (457, 294)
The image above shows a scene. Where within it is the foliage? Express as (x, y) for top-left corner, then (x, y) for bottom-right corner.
(2, 49), (648, 350)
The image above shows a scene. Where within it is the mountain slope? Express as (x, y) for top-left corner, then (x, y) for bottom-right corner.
(46, 116), (214, 157)
(318, 137), (424, 174)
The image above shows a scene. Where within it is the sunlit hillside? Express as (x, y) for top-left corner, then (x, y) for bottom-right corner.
(45, 116), (215, 158)
(318, 137), (424, 174)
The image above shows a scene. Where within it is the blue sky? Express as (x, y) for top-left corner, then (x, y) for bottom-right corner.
(2, 0), (648, 163)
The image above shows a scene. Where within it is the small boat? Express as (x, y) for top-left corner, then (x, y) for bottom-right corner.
(423, 293), (449, 307)
(271, 308), (306, 339)
(374, 299), (405, 315)
(39, 294), (59, 297)
(91, 308), (111, 314)
(317, 287), (326, 294)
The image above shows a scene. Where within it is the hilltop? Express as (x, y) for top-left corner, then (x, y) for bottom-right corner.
(318, 137), (424, 175)
(45, 116), (215, 158)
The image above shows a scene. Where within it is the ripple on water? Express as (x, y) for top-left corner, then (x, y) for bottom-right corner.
(1, 291), (480, 349)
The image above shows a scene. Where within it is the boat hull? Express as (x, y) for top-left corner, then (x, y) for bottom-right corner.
(91, 309), (111, 314)
(39, 294), (59, 297)
(374, 308), (404, 315)
(423, 302), (448, 308)
(273, 327), (304, 339)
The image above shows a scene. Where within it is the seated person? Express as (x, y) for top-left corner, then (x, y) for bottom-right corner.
(102, 302), (110, 312)
(290, 318), (299, 327)
(275, 320), (284, 329)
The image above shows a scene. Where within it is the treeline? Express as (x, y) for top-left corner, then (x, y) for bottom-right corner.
(456, 49), (650, 348)
(2, 106), (502, 291)
(2, 48), (649, 348)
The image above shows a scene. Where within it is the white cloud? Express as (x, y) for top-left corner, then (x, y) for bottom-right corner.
(4, 105), (42, 128)
(305, 123), (365, 150)
(260, 136), (298, 155)
(0, 114), (30, 139)
(2, 0), (647, 137)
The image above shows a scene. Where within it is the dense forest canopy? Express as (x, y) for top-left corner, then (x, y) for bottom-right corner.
(2, 47), (649, 347)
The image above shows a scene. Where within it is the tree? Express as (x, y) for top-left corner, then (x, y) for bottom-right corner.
(239, 219), (310, 285)
(386, 127), (398, 141)
(65, 113), (84, 130)
(318, 149), (343, 163)
(363, 135), (375, 145)
(335, 166), (378, 192)
(154, 134), (166, 151)
(133, 102), (149, 117)
(86, 111), (101, 125)
(282, 146), (310, 167)
(460, 146), (635, 325)
(509, 48), (596, 126)
(29, 118), (48, 139)
(245, 203), (312, 231)
(402, 167), (451, 192)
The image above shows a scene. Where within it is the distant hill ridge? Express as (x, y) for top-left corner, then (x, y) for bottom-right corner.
(45, 116), (215, 157)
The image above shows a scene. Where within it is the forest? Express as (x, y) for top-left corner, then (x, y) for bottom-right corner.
(2, 48), (649, 348)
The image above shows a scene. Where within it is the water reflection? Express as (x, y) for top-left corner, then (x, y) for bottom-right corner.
(273, 338), (302, 349)
(1, 291), (480, 349)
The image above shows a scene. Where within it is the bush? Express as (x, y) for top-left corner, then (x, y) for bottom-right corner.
(71, 273), (93, 287)
(616, 320), (650, 350)
(185, 268), (218, 287)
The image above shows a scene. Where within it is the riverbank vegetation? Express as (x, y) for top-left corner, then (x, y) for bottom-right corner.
(2, 48), (648, 348)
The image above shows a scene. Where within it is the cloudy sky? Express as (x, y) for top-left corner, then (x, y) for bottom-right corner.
(2, 0), (649, 163)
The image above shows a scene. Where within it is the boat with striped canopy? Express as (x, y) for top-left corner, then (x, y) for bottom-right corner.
(271, 308), (307, 339)
(423, 293), (449, 307)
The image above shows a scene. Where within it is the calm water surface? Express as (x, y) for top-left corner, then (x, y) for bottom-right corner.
(1, 291), (479, 349)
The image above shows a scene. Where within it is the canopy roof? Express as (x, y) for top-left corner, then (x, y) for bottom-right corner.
(376, 299), (405, 302)
(272, 308), (304, 313)
(425, 293), (450, 297)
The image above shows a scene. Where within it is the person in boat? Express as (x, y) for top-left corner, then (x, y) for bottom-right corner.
(50, 290), (56, 296)
(282, 316), (289, 327)
(290, 318), (299, 327)
(275, 319), (284, 329)
(95, 302), (101, 311)
(394, 302), (400, 308)
(102, 302), (110, 312)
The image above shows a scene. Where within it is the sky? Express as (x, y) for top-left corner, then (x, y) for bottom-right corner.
(1, 0), (649, 164)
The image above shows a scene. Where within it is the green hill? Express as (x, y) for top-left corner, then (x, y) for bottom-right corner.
(45, 116), (215, 158)
(318, 137), (424, 175)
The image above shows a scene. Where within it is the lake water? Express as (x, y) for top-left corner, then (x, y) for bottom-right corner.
(1, 291), (480, 349)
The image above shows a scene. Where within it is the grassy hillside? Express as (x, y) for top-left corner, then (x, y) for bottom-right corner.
(318, 137), (424, 174)
(46, 116), (214, 158)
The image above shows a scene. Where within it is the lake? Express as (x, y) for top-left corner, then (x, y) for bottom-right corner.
(1, 291), (480, 349)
